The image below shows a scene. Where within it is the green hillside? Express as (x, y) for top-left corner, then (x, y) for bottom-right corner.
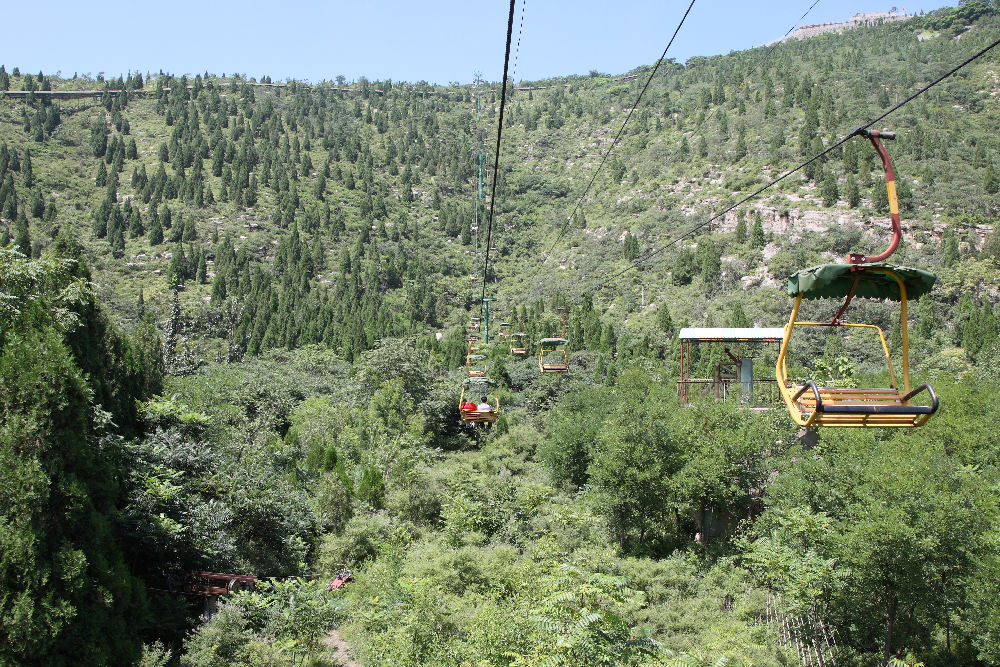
(1, 2), (1000, 666)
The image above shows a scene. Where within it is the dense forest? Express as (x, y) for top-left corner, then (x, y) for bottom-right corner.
(2, 2), (1000, 665)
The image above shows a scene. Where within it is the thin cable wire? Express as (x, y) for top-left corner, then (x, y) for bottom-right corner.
(700, 0), (821, 131)
(585, 33), (1000, 295)
(547, 0), (697, 257)
(510, 0), (527, 85)
(548, 0), (817, 262)
(481, 0), (517, 303)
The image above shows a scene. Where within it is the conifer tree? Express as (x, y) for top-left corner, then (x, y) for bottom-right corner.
(845, 174), (860, 208)
(698, 237), (721, 285)
(942, 229), (959, 268)
(148, 214), (163, 245)
(21, 148), (32, 187)
(211, 274), (227, 303)
(196, 248), (207, 284)
(984, 163), (999, 195)
(96, 160), (108, 187)
(14, 211), (30, 256)
(89, 118), (108, 157)
(29, 189), (43, 218)
(734, 215), (747, 244)
(821, 172), (839, 207)
(749, 211), (765, 249)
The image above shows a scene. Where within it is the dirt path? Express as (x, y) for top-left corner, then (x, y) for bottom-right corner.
(322, 628), (362, 667)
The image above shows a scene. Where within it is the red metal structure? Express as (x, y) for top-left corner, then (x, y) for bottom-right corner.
(678, 328), (784, 405)
(848, 129), (901, 264)
(326, 568), (353, 591)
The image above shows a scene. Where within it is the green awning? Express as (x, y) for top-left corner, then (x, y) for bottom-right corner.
(511, 333), (527, 338)
(539, 338), (568, 345)
(467, 354), (486, 361)
(787, 263), (937, 301)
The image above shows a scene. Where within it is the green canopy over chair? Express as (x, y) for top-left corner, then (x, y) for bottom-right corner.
(787, 263), (936, 301)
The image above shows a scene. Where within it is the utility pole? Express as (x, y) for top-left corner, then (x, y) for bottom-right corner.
(474, 72), (484, 253)
(482, 297), (496, 345)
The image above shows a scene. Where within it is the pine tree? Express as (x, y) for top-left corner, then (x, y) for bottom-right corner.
(750, 212), (766, 248)
(623, 233), (640, 261)
(14, 211), (30, 256)
(211, 274), (227, 303)
(128, 208), (144, 238)
(196, 248), (207, 283)
(29, 188), (44, 218)
(821, 172), (839, 207)
(182, 216), (197, 242)
(96, 160), (108, 187)
(984, 163), (999, 195)
(657, 305), (674, 337)
(845, 174), (860, 208)
(698, 237), (721, 285)
(21, 148), (32, 187)
(942, 229), (959, 268)
(148, 215), (163, 245)
(734, 216), (747, 244)
(89, 118), (108, 157)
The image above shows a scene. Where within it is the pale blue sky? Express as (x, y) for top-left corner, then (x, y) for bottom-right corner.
(7, 1), (952, 85)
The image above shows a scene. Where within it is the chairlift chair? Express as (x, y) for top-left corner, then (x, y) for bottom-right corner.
(459, 377), (499, 424)
(510, 332), (529, 355)
(538, 338), (570, 373)
(537, 308), (569, 372)
(775, 129), (938, 428)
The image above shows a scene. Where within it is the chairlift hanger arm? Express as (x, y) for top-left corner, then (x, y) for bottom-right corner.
(849, 129), (901, 264)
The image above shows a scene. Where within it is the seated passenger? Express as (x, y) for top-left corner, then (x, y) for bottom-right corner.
(460, 399), (477, 411)
(476, 396), (493, 412)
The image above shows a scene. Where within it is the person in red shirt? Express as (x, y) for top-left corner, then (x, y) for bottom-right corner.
(460, 399), (477, 411)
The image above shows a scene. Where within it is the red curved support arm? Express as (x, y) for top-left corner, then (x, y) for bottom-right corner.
(848, 129), (902, 264)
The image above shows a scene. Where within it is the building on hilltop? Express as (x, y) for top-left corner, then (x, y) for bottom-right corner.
(778, 9), (910, 43)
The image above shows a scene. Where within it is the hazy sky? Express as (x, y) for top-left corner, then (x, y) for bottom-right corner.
(5, 1), (953, 85)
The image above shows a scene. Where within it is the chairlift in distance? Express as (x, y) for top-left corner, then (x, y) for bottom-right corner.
(459, 377), (499, 424)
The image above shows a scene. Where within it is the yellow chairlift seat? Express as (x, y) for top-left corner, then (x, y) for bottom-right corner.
(460, 377), (499, 424)
(776, 263), (938, 428)
(466, 353), (488, 378)
(539, 338), (569, 373)
(510, 332), (528, 355)
(498, 322), (512, 339)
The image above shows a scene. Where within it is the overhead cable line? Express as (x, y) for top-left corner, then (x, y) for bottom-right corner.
(547, 0), (697, 257)
(511, 0), (527, 84)
(481, 0), (518, 304)
(585, 33), (1000, 295)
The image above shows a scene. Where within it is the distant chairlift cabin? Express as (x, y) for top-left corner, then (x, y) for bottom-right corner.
(677, 327), (785, 407)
